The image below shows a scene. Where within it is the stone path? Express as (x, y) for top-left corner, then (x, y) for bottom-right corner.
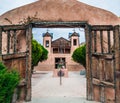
(24, 71), (100, 103)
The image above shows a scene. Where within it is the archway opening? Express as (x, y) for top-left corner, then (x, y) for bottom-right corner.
(30, 21), (87, 102)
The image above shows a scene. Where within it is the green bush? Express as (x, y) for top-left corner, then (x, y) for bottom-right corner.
(32, 39), (48, 72)
(0, 62), (20, 103)
(72, 44), (86, 68)
(32, 39), (43, 67)
(39, 45), (48, 62)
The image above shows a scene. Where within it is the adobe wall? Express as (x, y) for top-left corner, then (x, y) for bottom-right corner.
(0, 0), (119, 63)
(34, 53), (84, 71)
(0, 0), (119, 25)
(0, 0), (119, 56)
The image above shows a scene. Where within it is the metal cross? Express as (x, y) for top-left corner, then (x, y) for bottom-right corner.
(46, 28), (49, 32)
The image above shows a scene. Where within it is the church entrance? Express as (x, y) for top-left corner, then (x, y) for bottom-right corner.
(55, 57), (66, 69)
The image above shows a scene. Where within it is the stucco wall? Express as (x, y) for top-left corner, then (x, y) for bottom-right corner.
(0, 0), (120, 25)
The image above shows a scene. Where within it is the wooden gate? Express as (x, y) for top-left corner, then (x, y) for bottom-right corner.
(0, 24), (32, 101)
(86, 25), (120, 103)
(0, 22), (120, 103)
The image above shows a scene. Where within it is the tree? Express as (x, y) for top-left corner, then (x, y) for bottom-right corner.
(32, 39), (48, 71)
(39, 45), (48, 62)
(72, 44), (86, 68)
(32, 39), (42, 67)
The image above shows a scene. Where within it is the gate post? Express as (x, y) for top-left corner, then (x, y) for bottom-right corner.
(114, 25), (120, 103)
(0, 27), (2, 61)
(85, 24), (93, 100)
(25, 24), (32, 101)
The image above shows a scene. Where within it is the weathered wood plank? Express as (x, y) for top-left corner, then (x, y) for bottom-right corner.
(13, 30), (17, 53)
(116, 71), (120, 78)
(100, 30), (103, 53)
(114, 25), (120, 103)
(91, 25), (113, 31)
(93, 85), (100, 101)
(85, 24), (90, 100)
(25, 24), (32, 101)
(32, 21), (87, 28)
(94, 30), (97, 52)
(7, 30), (10, 54)
(85, 24), (93, 100)
(2, 25), (26, 31)
(0, 27), (2, 55)
(107, 30), (111, 53)
(92, 53), (113, 59)
(100, 87), (105, 102)
(92, 57), (99, 79)
(105, 88), (115, 103)
(105, 59), (114, 83)
(92, 78), (114, 87)
(2, 52), (26, 60)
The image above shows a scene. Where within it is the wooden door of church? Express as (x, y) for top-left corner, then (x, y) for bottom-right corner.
(0, 24), (32, 101)
(86, 25), (120, 103)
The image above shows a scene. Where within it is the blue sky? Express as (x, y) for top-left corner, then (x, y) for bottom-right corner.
(0, 0), (120, 44)
(32, 28), (85, 44)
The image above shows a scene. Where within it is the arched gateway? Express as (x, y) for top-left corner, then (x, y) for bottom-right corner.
(0, 0), (120, 103)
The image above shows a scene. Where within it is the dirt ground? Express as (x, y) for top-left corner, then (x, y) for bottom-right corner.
(24, 71), (100, 103)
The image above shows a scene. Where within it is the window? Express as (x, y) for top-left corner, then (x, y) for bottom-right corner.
(73, 39), (77, 46)
(53, 48), (58, 53)
(65, 48), (70, 53)
(46, 40), (49, 47)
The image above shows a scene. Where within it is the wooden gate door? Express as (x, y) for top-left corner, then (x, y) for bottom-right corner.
(86, 25), (120, 103)
(0, 24), (32, 101)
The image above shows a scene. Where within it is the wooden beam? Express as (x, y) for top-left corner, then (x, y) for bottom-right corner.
(85, 24), (93, 100)
(7, 30), (10, 54)
(13, 30), (17, 53)
(32, 21), (87, 28)
(91, 25), (113, 31)
(0, 27), (2, 62)
(107, 30), (111, 53)
(94, 30), (97, 52)
(92, 53), (113, 60)
(93, 78), (114, 87)
(2, 52), (26, 60)
(100, 30), (103, 53)
(0, 27), (2, 55)
(1, 25), (26, 31)
(114, 25), (120, 103)
(25, 24), (32, 101)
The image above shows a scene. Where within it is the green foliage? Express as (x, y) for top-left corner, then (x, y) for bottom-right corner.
(32, 39), (42, 67)
(0, 62), (20, 103)
(0, 62), (6, 71)
(39, 45), (48, 62)
(32, 39), (48, 67)
(72, 44), (86, 68)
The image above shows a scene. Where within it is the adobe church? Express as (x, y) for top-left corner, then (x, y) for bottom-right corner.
(35, 31), (84, 71)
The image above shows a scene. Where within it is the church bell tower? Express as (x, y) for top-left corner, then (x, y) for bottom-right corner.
(70, 32), (80, 53)
(43, 32), (52, 53)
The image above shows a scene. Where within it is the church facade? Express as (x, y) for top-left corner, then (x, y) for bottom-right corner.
(35, 31), (84, 71)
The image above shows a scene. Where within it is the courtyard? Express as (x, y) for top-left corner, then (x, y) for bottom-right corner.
(24, 71), (100, 103)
